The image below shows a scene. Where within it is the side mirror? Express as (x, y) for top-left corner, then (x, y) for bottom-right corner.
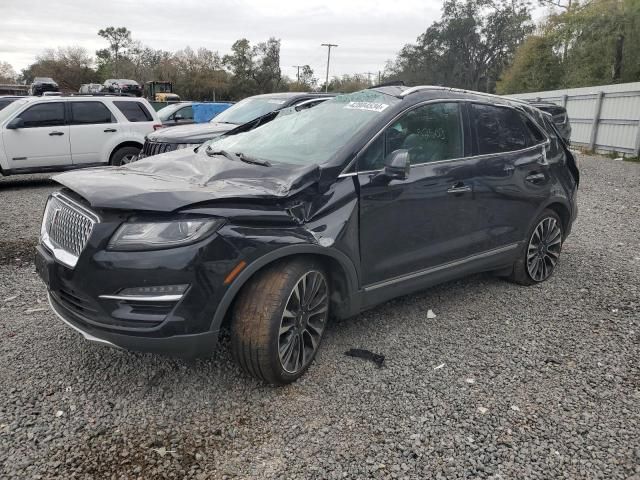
(174, 114), (184, 122)
(383, 149), (411, 180)
(6, 117), (24, 129)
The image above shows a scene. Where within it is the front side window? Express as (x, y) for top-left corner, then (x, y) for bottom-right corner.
(70, 102), (114, 125)
(358, 102), (464, 171)
(472, 104), (536, 155)
(19, 102), (65, 128)
(113, 101), (153, 122)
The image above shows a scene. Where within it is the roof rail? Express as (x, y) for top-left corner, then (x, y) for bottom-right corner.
(399, 85), (531, 106)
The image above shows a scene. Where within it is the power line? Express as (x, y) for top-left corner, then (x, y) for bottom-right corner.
(321, 43), (338, 92)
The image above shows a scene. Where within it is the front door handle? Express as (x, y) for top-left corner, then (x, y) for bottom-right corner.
(447, 182), (472, 194)
(526, 172), (546, 184)
(49, 131), (64, 136)
(104, 128), (117, 133)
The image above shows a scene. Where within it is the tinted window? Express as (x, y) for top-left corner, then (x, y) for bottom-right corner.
(472, 104), (536, 155)
(70, 102), (113, 124)
(19, 102), (65, 128)
(113, 101), (153, 122)
(0, 99), (17, 111)
(520, 113), (546, 143)
(176, 105), (193, 120)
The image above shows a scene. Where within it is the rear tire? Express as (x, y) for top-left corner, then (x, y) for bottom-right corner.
(509, 209), (563, 285)
(231, 258), (329, 385)
(110, 146), (141, 166)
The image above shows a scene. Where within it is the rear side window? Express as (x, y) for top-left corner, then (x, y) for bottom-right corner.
(70, 102), (114, 124)
(113, 101), (153, 122)
(19, 102), (65, 128)
(471, 104), (534, 155)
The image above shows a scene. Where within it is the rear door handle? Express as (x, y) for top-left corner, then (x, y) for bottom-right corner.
(447, 182), (472, 194)
(49, 131), (64, 136)
(526, 172), (546, 184)
(104, 128), (117, 133)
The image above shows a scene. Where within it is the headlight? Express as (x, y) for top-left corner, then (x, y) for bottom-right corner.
(175, 143), (200, 150)
(107, 218), (224, 251)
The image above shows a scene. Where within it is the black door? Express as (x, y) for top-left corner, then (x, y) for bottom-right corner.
(358, 102), (483, 286)
(469, 103), (553, 251)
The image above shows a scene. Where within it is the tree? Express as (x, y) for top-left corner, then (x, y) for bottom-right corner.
(20, 47), (96, 91)
(223, 39), (256, 98)
(97, 27), (132, 77)
(323, 74), (370, 93)
(496, 35), (563, 93)
(386, 0), (534, 92)
(252, 38), (282, 93)
(0, 61), (17, 83)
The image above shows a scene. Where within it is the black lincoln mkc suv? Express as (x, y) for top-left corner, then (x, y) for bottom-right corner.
(36, 85), (579, 384)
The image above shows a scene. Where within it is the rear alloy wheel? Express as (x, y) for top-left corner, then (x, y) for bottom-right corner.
(509, 209), (563, 285)
(526, 216), (562, 282)
(231, 259), (329, 384)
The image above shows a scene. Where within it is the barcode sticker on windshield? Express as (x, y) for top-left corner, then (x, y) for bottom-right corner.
(344, 101), (389, 112)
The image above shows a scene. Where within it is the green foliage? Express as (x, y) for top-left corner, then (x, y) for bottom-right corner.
(323, 74), (371, 93)
(499, 0), (640, 93)
(97, 27), (132, 77)
(496, 35), (562, 93)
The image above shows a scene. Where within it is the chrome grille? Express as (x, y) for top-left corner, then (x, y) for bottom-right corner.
(41, 193), (98, 268)
(142, 140), (176, 157)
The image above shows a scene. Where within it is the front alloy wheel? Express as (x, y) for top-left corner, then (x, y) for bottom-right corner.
(278, 271), (328, 374)
(231, 259), (329, 384)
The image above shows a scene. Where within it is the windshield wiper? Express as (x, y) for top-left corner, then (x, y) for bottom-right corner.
(205, 148), (271, 167)
(205, 148), (237, 161)
(237, 152), (271, 167)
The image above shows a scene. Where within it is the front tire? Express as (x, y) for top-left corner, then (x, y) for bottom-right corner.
(231, 259), (329, 385)
(110, 146), (141, 166)
(509, 209), (563, 285)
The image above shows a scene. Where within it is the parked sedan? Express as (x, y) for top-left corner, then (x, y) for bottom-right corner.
(140, 92), (334, 157)
(37, 86), (578, 384)
(528, 101), (571, 144)
(103, 79), (143, 97)
(156, 102), (233, 127)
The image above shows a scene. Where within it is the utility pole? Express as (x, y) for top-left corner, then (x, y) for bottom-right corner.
(292, 65), (303, 84)
(363, 72), (376, 86)
(321, 43), (338, 92)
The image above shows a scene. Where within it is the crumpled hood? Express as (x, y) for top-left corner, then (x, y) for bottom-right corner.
(148, 122), (235, 143)
(54, 148), (320, 212)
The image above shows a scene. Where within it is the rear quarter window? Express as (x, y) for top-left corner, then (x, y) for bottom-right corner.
(471, 103), (534, 155)
(113, 101), (153, 122)
(70, 101), (114, 124)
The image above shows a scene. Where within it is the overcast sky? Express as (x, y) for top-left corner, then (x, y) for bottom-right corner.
(0, 0), (448, 80)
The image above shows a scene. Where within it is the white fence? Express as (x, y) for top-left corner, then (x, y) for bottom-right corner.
(507, 82), (640, 156)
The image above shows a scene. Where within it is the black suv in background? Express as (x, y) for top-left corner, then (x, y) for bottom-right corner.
(29, 77), (59, 96)
(103, 79), (143, 97)
(529, 101), (571, 144)
(37, 86), (578, 384)
(140, 92), (334, 157)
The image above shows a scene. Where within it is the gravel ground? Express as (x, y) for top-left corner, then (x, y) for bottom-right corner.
(1, 156), (639, 479)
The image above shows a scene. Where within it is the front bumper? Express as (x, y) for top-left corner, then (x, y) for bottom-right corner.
(48, 293), (218, 357)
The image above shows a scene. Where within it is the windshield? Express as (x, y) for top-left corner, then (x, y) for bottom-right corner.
(212, 97), (287, 125)
(205, 91), (399, 165)
(0, 99), (28, 122)
(157, 103), (183, 121)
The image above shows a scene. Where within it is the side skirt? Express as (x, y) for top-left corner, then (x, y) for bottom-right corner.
(358, 243), (521, 311)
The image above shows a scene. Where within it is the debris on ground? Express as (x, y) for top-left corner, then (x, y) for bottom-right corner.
(345, 348), (385, 368)
(427, 309), (437, 319)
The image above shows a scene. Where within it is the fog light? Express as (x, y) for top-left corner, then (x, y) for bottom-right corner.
(118, 284), (189, 297)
